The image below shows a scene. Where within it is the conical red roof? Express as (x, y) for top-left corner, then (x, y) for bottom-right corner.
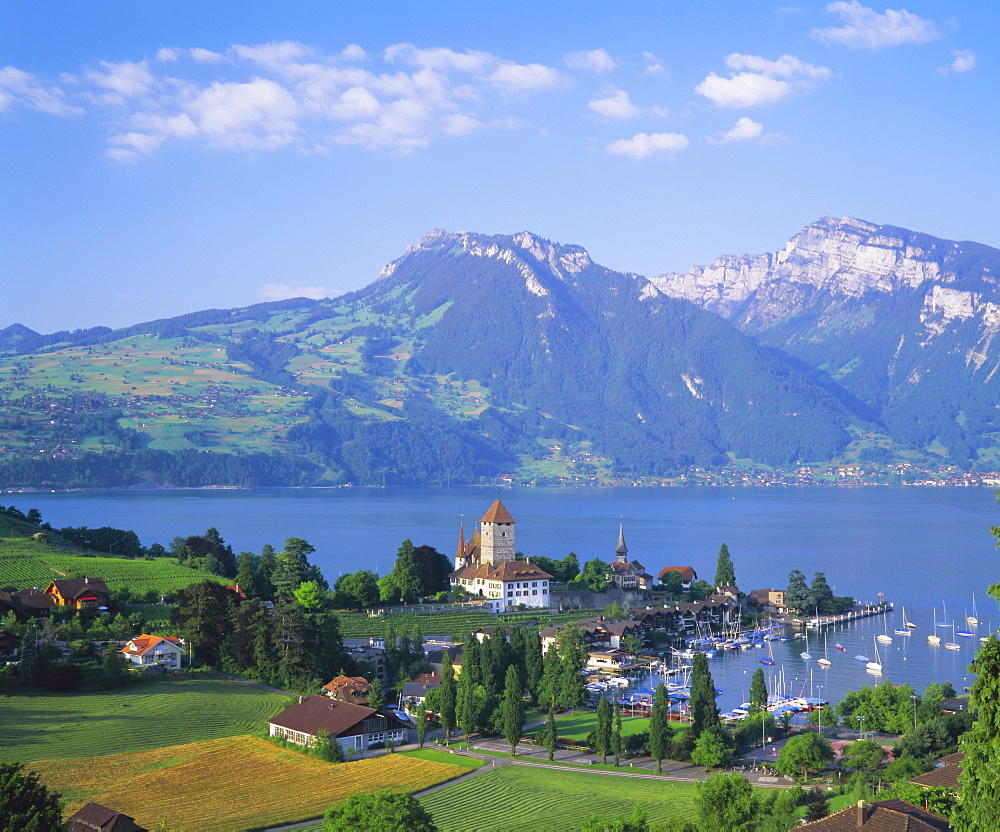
(481, 499), (515, 524)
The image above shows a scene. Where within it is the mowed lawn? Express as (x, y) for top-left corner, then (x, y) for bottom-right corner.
(0, 676), (288, 762)
(550, 710), (652, 741)
(32, 736), (472, 832)
(420, 765), (699, 831)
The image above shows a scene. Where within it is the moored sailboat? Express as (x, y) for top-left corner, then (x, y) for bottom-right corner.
(928, 608), (941, 645)
(967, 594), (978, 625)
(866, 636), (882, 673)
(817, 633), (832, 668)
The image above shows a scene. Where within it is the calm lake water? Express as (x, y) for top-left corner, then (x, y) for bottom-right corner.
(14, 485), (1000, 709)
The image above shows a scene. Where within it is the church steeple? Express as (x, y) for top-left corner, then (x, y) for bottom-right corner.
(454, 518), (466, 569)
(615, 516), (628, 563)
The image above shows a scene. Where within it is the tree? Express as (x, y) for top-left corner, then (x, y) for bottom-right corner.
(323, 791), (436, 832)
(412, 544), (453, 596)
(578, 806), (648, 832)
(694, 772), (759, 832)
(523, 629), (544, 705)
(537, 645), (562, 713)
(313, 729), (344, 763)
(595, 696), (613, 763)
(367, 683), (385, 709)
(0, 761), (64, 831)
(954, 632), (1000, 831)
(272, 538), (316, 600)
(439, 652), (456, 746)
(691, 724), (732, 770)
(170, 580), (232, 665)
(545, 710), (557, 761)
(689, 651), (720, 739)
(234, 551), (259, 599)
(622, 634), (643, 657)
(580, 557), (610, 592)
(415, 702), (428, 748)
(659, 570), (684, 596)
(807, 572), (835, 614)
(335, 570), (380, 609)
(749, 667), (768, 715)
(604, 601), (625, 619)
(714, 543), (735, 588)
(556, 623), (588, 713)
(785, 569), (809, 612)
(775, 732), (834, 782)
(648, 683), (673, 773)
(293, 580), (327, 611)
(501, 665), (524, 757)
(456, 674), (481, 747)
(612, 699), (624, 767)
(841, 739), (886, 774)
(390, 539), (423, 604)
(803, 787), (830, 822)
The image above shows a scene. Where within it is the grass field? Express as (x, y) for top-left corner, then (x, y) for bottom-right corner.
(419, 764), (699, 831)
(31, 735), (472, 832)
(549, 710), (654, 742)
(0, 676), (288, 762)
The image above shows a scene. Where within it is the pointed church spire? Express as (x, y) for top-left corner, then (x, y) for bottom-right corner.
(455, 516), (465, 558)
(615, 516), (628, 562)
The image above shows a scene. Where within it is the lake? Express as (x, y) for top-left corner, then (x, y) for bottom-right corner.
(12, 485), (1000, 708)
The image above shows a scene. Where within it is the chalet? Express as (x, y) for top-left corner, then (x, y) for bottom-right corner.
(605, 520), (654, 591)
(449, 500), (553, 611)
(120, 634), (185, 670)
(426, 644), (463, 677)
(0, 628), (20, 658)
(322, 675), (371, 705)
(401, 673), (442, 714)
(630, 597), (740, 633)
(44, 577), (112, 611)
(657, 566), (697, 590)
(269, 694), (409, 753)
(66, 801), (148, 832)
(540, 617), (645, 653)
(0, 589), (54, 620)
(798, 799), (950, 830)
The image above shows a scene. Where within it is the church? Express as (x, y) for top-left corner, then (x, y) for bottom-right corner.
(449, 499), (552, 612)
(605, 519), (654, 591)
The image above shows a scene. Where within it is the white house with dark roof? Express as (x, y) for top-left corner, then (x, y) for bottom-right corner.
(268, 694), (409, 753)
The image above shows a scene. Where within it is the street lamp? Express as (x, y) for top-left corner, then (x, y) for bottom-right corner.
(910, 694), (918, 731)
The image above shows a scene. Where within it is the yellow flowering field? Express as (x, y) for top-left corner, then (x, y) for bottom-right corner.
(32, 735), (468, 831)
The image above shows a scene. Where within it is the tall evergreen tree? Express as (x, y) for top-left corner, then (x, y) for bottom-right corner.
(612, 699), (624, 767)
(416, 701), (428, 748)
(689, 651), (720, 739)
(595, 696), (613, 763)
(456, 673), (479, 748)
(648, 683), (673, 773)
(714, 543), (736, 588)
(545, 710), (557, 761)
(749, 667), (768, 715)
(461, 637), (481, 688)
(538, 645), (563, 713)
(954, 633), (1000, 831)
(234, 551), (260, 599)
(257, 543), (277, 599)
(501, 665), (524, 757)
(390, 539), (423, 604)
(524, 628), (544, 704)
(785, 569), (809, 613)
(439, 652), (456, 746)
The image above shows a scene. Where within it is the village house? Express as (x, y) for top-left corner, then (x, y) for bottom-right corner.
(657, 566), (697, 590)
(0, 588), (54, 620)
(908, 751), (964, 794)
(798, 799), (949, 830)
(268, 694), (409, 753)
(120, 634), (185, 670)
(66, 801), (148, 832)
(400, 673), (442, 716)
(344, 639), (388, 686)
(449, 500), (552, 612)
(540, 617), (645, 654)
(322, 675), (371, 705)
(0, 628), (20, 659)
(746, 588), (787, 615)
(605, 520), (654, 591)
(44, 577), (112, 611)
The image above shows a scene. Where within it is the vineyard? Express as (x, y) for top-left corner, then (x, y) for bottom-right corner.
(336, 607), (606, 639)
(32, 735), (471, 831)
(419, 765), (699, 830)
(0, 676), (288, 762)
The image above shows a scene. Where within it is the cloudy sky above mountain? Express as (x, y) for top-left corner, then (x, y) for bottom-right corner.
(3, 1), (995, 331)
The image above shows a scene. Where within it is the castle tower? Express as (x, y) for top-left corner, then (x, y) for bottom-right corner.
(615, 517), (628, 563)
(480, 499), (515, 566)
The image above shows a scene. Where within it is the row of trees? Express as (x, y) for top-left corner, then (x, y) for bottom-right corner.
(784, 569), (854, 615)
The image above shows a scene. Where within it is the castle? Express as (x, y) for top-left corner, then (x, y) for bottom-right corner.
(449, 499), (552, 611)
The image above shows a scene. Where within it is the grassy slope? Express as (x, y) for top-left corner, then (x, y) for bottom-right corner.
(31, 736), (470, 832)
(0, 676), (288, 763)
(419, 765), (699, 831)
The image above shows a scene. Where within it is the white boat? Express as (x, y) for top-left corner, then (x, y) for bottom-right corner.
(894, 607), (911, 635)
(799, 625), (812, 660)
(817, 634), (832, 668)
(866, 637), (883, 673)
(877, 617), (892, 644)
(967, 594), (978, 625)
(944, 622), (960, 651)
(928, 608), (941, 644)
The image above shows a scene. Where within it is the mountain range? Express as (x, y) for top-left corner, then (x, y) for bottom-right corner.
(2, 216), (999, 487)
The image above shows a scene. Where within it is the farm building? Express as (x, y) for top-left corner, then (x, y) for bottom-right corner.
(120, 634), (185, 670)
(66, 801), (148, 832)
(269, 694), (410, 753)
(322, 675), (371, 704)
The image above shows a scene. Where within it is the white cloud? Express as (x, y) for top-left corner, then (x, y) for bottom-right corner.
(605, 131), (689, 160)
(811, 2), (939, 50)
(564, 49), (619, 74)
(696, 72), (791, 108)
(84, 60), (155, 98)
(185, 78), (300, 148)
(588, 89), (641, 120)
(487, 62), (569, 94)
(643, 52), (666, 76)
(725, 53), (830, 80)
(156, 48), (179, 63)
(0, 66), (82, 116)
(190, 48), (226, 64)
(231, 41), (315, 68)
(708, 117), (765, 144)
(696, 52), (829, 108)
(938, 50), (976, 75)
(259, 283), (340, 301)
(385, 44), (494, 73)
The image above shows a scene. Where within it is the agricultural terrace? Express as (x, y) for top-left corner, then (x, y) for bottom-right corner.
(31, 736), (473, 832)
(0, 676), (287, 762)
(0, 546), (223, 598)
(419, 765), (699, 831)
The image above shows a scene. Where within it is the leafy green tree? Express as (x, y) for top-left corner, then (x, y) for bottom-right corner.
(691, 723), (733, 770)
(390, 539), (423, 604)
(578, 806), (648, 832)
(293, 580), (327, 611)
(622, 634), (643, 657)
(749, 667), (768, 715)
(439, 652), (456, 745)
(523, 628), (544, 704)
(807, 572), (835, 614)
(841, 739), (886, 774)
(234, 551), (259, 599)
(537, 645), (562, 713)
(272, 538), (316, 600)
(323, 791), (436, 832)
(335, 570), (379, 609)
(501, 665), (524, 757)
(612, 699), (624, 767)
(580, 557), (610, 592)
(170, 580), (232, 666)
(784, 569), (809, 612)
(648, 684), (673, 773)
(694, 772), (759, 832)
(659, 570), (684, 596)
(313, 729), (344, 763)
(412, 544), (454, 596)
(595, 696), (613, 763)
(689, 651), (720, 739)
(556, 623), (588, 713)
(545, 710), (557, 761)
(714, 543), (735, 588)
(688, 579), (714, 601)
(0, 761), (64, 831)
(604, 601), (625, 619)
(954, 632), (1000, 831)
(775, 732), (834, 782)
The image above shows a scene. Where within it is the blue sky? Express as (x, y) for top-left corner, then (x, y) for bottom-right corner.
(3, 1), (996, 332)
